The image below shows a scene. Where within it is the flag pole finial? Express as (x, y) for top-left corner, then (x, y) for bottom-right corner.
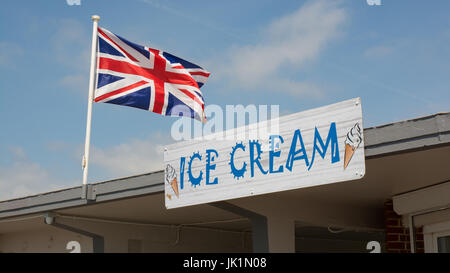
(92, 15), (100, 21)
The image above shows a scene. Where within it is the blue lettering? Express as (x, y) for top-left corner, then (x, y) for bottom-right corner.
(285, 129), (309, 171)
(308, 122), (340, 170)
(205, 149), (219, 185)
(249, 140), (268, 177)
(180, 157), (185, 189)
(269, 135), (284, 173)
(187, 152), (203, 187)
(229, 142), (247, 180)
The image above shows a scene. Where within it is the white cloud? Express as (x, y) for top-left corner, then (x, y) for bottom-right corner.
(0, 42), (24, 68)
(0, 161), (52, 199)
(138, 0), (241, 40)
(59, 73), (89, 93)
(44, 133), (169, 185)
(215, 0), (346, 97)
(8, 146), (27, 160)
(0, 146), (79, 201)
(267, 79), (325, 98)
(89, 133), (170, 178)
(364, 45), (394, 58)
(51, 19), (90, 70)
(51, 19), (91, 93)
(46, 140), (74, 153)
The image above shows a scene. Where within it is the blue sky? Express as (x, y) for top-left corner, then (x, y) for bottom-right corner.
(0, 0), (449, 199)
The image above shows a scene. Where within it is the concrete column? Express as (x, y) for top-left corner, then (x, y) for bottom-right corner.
(267, 216), (295, 253)
(210, 201), (269, 253)
(211, 201), (296, 253)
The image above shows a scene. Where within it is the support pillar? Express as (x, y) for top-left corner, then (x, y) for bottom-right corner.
(211, 202), (296, 253)
(267, 216), (295, 253)
(210, 202), (268, 253)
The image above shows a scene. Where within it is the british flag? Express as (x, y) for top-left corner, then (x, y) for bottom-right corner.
(95, 27), (210, 122)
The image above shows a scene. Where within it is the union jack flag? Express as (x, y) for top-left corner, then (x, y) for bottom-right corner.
(95, 27), (210, 122)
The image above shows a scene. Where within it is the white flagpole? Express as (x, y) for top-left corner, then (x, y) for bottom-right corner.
(82, 15), (100, 189)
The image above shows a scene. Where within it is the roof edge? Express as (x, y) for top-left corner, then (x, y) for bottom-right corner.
(0, 171), (164, 219)
(0, 111), (449, 219)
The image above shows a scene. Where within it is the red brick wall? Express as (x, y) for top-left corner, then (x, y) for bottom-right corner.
(384, 199), (424, 253)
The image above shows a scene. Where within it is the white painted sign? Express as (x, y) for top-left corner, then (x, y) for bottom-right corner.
(164, 98), (365, 209)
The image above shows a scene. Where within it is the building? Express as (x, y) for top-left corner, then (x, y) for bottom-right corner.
(0, 112), (449, 253)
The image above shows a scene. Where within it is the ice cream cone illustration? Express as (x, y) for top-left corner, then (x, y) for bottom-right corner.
(165, 164), (179, 198)
(344, 123), (362, 170)
(344, 144), (356, 170)
(170, 177), (179, 198)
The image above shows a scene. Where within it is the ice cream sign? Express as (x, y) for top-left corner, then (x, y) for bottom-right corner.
(164, 98), (365, 209)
